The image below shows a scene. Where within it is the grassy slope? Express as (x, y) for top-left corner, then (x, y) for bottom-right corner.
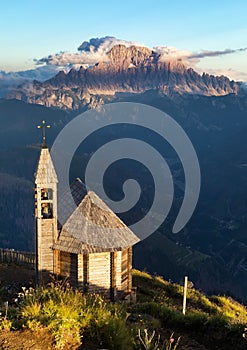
(0, 264), (246, 349)
(132, 270), (247, 350)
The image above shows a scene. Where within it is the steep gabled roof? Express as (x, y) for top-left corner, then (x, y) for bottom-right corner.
(54, 178), (139, 253)
(35, 148), (58, 185)
(58, 178), (88, 226)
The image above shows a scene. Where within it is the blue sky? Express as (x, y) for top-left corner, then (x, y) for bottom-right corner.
(1, 0), (247, 81)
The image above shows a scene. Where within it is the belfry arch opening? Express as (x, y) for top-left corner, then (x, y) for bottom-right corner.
(41, 188), (53, 218)
(41, 188), (53, 200)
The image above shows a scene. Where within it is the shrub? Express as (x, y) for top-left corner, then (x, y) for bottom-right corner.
(0, 301), (12, 331)
(183, 310), (208, 329)
(18, 284), (133, 349)
(85, 298), (132, 350)
(0, 317), (12, 331)
(207, 313), (229, 328)
(95, 315), (133, 350)
(21, 301), (41, 321)
(19, 285), (83, 348)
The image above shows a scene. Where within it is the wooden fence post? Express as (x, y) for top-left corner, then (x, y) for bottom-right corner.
(183, 276), (188, 315)
(0, 249), (35, 267)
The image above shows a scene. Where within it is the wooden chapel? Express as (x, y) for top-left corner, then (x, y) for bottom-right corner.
(34, 121), (139, 300)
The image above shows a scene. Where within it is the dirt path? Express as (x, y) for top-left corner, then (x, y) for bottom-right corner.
(0, 329), (56, 350)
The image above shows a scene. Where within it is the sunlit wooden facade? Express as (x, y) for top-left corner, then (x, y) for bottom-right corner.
(35, 146), (139, 300)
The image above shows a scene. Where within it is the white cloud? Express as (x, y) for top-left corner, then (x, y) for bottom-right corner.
(0, 65), (62, 97)
(195, 67), (247, 82)
(77, 36), (143, 52)
(35, 36), (144, 67)
(189, 47), (247, 59)
(154, 46), (193, 61)
(153, 46), (200, 68)
(35, 37), (247, 81)
(1, 36), (247, 97)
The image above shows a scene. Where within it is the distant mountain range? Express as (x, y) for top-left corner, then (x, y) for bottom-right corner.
(1, 40), (247, 302)
(8, 44), (239, 109)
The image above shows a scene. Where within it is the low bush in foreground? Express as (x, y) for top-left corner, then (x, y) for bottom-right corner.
(16, 283), (132, 349)
(0, 270), (246, 349)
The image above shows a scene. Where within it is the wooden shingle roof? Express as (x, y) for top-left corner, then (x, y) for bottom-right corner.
(58, 178), (88, 226)
(35, 148), (58, 184)
(54, 178), (139, 253)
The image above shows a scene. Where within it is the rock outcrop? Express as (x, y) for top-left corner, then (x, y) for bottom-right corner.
(9, 44), (239, 110)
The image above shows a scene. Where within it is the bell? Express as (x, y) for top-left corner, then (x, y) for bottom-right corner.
(42, 189), (48, 200)
(43, 205), (49, 214)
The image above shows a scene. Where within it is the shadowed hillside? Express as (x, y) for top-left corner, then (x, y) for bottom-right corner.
(1, 93), (247, 301)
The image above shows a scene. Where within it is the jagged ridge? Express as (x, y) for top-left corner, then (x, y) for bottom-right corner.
(9, 44), (239, 109)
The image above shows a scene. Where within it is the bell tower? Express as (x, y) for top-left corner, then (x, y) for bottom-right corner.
(35, 121), (58, 284)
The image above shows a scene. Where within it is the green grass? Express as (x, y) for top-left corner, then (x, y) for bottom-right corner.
(16, 283), (133, 349)
(131, 270), (247, 349)
(0, 270), (247, 349)
(132, 269), (247, 322)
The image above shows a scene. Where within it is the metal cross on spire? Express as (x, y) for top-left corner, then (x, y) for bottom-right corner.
(37, 120), (51, 148)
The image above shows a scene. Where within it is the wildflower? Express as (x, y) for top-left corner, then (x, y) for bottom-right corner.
(243, 327), (247, 339)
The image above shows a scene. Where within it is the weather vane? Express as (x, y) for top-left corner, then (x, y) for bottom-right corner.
(37, 120), (51, 148)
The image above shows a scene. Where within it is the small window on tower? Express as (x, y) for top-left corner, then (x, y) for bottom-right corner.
(41, 203), (53, 219)
(41, 188), (53, 200)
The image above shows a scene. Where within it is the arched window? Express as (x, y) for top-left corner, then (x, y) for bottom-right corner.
(41, 203), (53, 219)
(41, 188), (53, 200)
(41, 188), (53, 218)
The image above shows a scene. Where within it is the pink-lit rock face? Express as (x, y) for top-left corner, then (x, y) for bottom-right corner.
(8, 44), (239, 110)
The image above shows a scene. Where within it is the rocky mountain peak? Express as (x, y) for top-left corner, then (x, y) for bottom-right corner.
(107, 44), (154, 68)
(8, 43), (240, 110)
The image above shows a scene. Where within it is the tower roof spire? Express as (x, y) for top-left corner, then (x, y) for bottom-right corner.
(35, 120), (57, 184)
(37, 120), (50, 148)
(35, 147), (58, 185)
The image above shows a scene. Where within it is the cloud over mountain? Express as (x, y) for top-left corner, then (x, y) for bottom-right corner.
(1, 36), (247, 98)
(0, 65), (61, 97)
(35, 36), (144, 67)
(189, 47), (247, 59)
(34, 36), (247, 81)
(36, 36), (196, 68)
(198, 67), (247, 83)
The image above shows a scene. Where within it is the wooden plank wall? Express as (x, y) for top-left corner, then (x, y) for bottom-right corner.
(88, 252), (111, 296)
(128, 247), (132, 291)
(59, 252), (77, 286)
(121, 247), (132, 293)
(110, 252), (116, 300)
(83, 254), (89, 292)
(58, 248), (133, 297)
(70, 253), (78, 286)
(115, 251), (122, 290)
(59, 251), (71, 278)
(39, 220), (55, 274)
(121, 248), (129, 292)
(78, 254), (84, 288)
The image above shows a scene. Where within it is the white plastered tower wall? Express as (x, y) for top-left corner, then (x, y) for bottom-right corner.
(35, 146), (58, 284)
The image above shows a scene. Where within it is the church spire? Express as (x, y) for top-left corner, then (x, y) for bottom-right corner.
(37, 120), (51, 148)
(35, 120), (57, 185)
(35, 121), (58, 284)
